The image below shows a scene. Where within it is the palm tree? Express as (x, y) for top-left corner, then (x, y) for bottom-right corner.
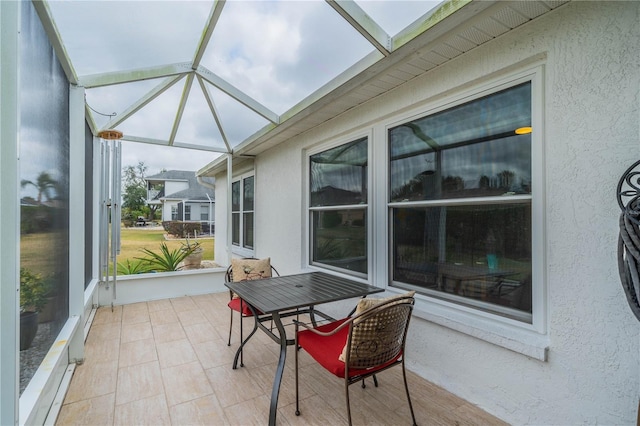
(21, 171), (57, 204)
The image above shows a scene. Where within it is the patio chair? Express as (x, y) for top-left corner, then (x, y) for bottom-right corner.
(226, 257), (279, 367)
(294, 292), (417, 426)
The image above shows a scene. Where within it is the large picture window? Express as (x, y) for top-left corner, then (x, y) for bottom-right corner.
(309, 137), (368, 276)
(232, 174), (254, 250)
(389, 82), (532, 322)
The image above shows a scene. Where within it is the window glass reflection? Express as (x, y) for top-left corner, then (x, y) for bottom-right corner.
(393, 203), (532, 318)
(19, 1), (70, 394)
(310, 137), (367, 207)
(311, 210), (367, 274)
(243, 176), (254, 211)
(390, 83), (531, 202)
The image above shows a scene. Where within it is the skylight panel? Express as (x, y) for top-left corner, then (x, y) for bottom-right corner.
(205, 82), (271, 147)
(48, 0), (213, 76)
(199, 0), (375, 115)
(112, 79), (187, 141)
(120, 141), (222, 177)
(85, 78), (167, 130)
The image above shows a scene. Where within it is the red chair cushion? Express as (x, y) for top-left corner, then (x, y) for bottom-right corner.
(228, 298), (263, 316)
(297, 318), (401, 379)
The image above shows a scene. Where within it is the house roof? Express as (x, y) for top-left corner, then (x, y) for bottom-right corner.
(146, 170), (197, 182)
(145, 170), (215, 202)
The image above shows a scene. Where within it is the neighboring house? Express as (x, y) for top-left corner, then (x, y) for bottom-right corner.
(199, 2), (639, 425)
(144, 170), (215, 229)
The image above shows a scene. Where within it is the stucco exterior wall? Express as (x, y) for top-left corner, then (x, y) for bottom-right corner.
(216, 2), (639, 423)
(164, 180), (188, 195)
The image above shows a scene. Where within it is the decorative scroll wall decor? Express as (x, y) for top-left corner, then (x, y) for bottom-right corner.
(617, 159), (640, 322)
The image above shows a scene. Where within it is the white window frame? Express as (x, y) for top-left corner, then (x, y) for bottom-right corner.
(231, 171), (255, 257)
(305, 132), (373, 280)
(379, 66), (547, 360)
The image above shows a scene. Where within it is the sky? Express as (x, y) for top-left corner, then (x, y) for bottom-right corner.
(47, 0), (442, 176)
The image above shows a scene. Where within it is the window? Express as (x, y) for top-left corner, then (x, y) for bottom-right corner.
(201, 205), (208, 221)
(232, 174), (254, 250)
(18, 0), (70, 393)
(184, 204), (191, 221)
(309, 137), (368, 276)
(389, 82), (532, 322)
(171, 205), (177, 221)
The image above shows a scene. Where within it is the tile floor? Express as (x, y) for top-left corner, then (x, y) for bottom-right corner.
(56, 291), (507, 425)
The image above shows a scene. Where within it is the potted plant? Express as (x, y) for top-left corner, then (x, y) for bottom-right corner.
(136, 242), (196, 272)
(20, 268), (50, 350)
(181, 236), (203, 270)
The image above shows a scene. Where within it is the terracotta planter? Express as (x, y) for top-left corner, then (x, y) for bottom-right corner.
(182, 249), (203, 270)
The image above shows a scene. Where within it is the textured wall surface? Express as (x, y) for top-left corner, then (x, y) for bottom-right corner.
(217, 2), (640, 424)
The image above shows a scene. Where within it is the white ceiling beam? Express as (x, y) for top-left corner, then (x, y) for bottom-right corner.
(168, 74), (195, 145)
(192, 0), (226, 69)
(197, 75), (231, 153)
(120, 135), (228, 154)
(100, 74), (184, 131)
(196, 66), (279, 124)
(33, 1), (78, 84)
(325, 0), (391, 56)
(79, 62), (192, 89)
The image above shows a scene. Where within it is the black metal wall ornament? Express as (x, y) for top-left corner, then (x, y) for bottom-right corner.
(617, 159), (640, 322)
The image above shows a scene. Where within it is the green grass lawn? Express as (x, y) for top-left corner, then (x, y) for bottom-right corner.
(117, 227), (214, 271)
(20, 227), (215, 277)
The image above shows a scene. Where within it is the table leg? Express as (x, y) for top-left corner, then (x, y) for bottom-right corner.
(232, 306), (260, 369)
(269, 312), (286, 426)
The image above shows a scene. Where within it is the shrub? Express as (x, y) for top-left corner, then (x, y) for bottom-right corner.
(135, 243), (196, 272)
(20, 268), (50, 312)
(117, 259), (150, 275)
(162, 221), (202, 238)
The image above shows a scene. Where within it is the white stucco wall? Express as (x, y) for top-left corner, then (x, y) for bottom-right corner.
(215, 2), (639, 424)
(161, 200), (178, 222)
(164, 180), (188, 195)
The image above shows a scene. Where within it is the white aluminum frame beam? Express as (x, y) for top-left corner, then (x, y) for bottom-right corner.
(79, 62), (193, 89)
(169, 73), (195, 145)
(198, 75), (232, 152)
(192, 0), (226, 69)
(32, 0), (78, 84)
(325, 0), (391, 56)
(100, 74), (185, 131)
(196, 66), (279, 125)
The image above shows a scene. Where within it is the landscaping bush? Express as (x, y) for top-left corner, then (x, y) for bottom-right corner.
(162, 221), (202, 238)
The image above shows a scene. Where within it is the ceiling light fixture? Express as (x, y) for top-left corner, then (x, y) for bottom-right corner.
(515, 127), (532, 135)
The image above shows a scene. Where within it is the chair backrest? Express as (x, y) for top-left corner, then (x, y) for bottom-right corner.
(344, 296), (414, 370)
(224, 258), (280, 283)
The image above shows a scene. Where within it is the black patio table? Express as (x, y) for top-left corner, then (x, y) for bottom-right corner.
(224, 271), (384, 426)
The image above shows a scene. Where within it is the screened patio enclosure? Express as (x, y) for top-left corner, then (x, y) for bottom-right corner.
(3, 1), (638, 425)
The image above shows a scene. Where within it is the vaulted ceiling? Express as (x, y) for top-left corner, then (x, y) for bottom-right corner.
(35, 0), (568, 163)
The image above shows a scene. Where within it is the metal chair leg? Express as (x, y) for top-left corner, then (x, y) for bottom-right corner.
(345, 378), (353, 426)
(227, 308), (233, 346)
(402, 361), (417, 426)
(239, 307), (244, 367)
(294, 330), (301, 416)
